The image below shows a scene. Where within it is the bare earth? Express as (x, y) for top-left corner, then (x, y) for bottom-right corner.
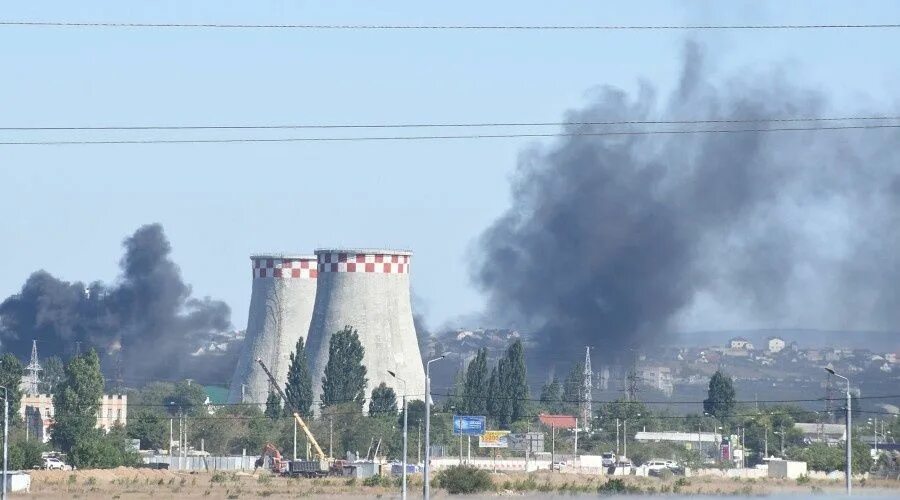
(22, 468), (900, 499)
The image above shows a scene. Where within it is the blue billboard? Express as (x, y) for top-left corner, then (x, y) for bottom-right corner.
(452, 415), (486, 436)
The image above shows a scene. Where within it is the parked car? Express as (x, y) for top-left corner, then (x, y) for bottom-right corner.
(664, 460), (678, 469)
(646, 460), (669, 471)
(42, 457), (71, 471)
(551, 460), (567, 470)
(601, 452), (616, 467)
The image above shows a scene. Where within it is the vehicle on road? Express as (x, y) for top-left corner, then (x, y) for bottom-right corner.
(601, 452), (616, 467)
(646, 460), (669, 471)
(41, 457), (71, 471)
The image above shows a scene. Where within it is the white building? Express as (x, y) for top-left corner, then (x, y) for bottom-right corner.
(638, 366), (674, 397)
(767, 337), (786, 353)
(22, 394), (128, 443)
(729, 337), (754, 350)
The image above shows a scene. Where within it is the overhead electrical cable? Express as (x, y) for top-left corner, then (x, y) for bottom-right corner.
(2, 123), (900, 146)
(3, 115), (899, 131)
(2, 20), (900, 31)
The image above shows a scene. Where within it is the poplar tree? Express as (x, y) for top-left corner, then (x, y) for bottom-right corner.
(284, 337), (313, 417)
(486, 367), (500, 420)
(51, 350), (104, 454)
(497, 339), (528, 428)
(264, 390), (282, 420)
(368, 382), (398, 416)
(562, 361), (585, 414)
(462, 348), (489, 415)
(539, 376), (562, 413)
(320, 325), (368, 410)
(703, 369), (736, 422)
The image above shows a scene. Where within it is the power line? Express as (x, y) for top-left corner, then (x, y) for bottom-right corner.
(3, 123), (900, 146)
(2, 21), (900, 31)
(3, 115), (899, 132)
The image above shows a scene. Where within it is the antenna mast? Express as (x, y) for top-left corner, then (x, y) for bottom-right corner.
(25, 339), (43, 394)
(582, 346), (593, 430)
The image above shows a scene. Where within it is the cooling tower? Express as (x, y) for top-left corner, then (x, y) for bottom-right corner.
(306, 249), (426, 410)
(228, 254), (318, 406)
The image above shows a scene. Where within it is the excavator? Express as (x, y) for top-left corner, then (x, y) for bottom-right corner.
(255, 358), (339, 477)
(255, 443), (288, 474)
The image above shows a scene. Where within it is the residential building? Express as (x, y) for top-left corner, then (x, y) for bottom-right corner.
(767, 337), (786, 353)
(21, 394), (128, 443)
(638, 365), (674, 397)
(729, 337), (754, 350)
(794, 422), (846, 445)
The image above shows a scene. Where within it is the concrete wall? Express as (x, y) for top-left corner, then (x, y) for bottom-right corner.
(306, 249), (426, 413)
(228, 255), (318, 406)
(144, 455), (257, 471)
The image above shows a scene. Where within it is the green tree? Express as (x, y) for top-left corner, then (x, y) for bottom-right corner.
(38, 355), (65, 394)
(51, 349), (105, 455)
(497, 339), (528, 428)
(462, 348), (489, 415)
(8, 438), (44, 470)
(369, 382), (398, 416)
(703, 370), (736, 423)
(0, 353), (24, 418)
(539, 376), (562, 413)
(284, 337), (313, 417)
(264, 390), (283, 420)
(486, 366), (500, 420)
(402, 399), (427, 430)
(562, 362), (585, 414)
(321, 326), (368, 410)
(69, 425), (141, 469)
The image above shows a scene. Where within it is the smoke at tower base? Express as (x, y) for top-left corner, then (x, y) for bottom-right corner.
(0, 223), (233, 383)
(473, 41), (900, 367)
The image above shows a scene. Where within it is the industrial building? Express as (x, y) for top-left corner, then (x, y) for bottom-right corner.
(305, 249), (426, 412)
(228, 254), (318, 406)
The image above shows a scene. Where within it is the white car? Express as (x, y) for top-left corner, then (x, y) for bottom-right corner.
(42, 457), (71, 470)
(646, 460), (669, 471)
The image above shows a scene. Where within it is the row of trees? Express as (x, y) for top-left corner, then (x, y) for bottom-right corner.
(443, 340), (529, 429)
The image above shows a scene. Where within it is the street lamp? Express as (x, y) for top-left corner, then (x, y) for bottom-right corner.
(825, 367), (851, 496)
(0, 385), (7, 500)
(388, 370), (408, 500)
(424, 355), (445, 500)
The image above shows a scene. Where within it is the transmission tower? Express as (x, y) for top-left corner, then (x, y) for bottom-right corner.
(824, 370), (837, 423)
(582, 346), (593, 430)
(25, 339), (42, 395)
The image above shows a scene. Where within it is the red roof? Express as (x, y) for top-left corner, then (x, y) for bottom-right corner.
(539, 414), (577, 429)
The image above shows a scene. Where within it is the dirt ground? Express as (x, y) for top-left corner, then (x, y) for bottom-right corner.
(20, 468), (900, 499)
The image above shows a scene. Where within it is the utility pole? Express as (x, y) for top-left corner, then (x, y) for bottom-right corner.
(1, 386), (8, 500)
(424, 355), (445, 500)
(615, 418), (620, 455)
(389, 370), (409, 500)
(825, 368), (851, 496)
(293, 419), (298, 460)
(329, 417), (333, 459)
(582, 347), (592, 431)
(25, 340), (42, 395)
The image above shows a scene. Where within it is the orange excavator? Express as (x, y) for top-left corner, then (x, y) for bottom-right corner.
(255, 443), (288, 474)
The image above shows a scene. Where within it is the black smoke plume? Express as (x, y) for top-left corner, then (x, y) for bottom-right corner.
(474, 42), (900, 366)
(0, 224), (233, 383)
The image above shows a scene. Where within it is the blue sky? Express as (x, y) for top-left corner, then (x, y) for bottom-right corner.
(2, 0), (899, 331)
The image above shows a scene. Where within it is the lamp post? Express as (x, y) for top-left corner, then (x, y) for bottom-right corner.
(825, 368), (851, 495)
(0, 385), (7, 500)
(388, 370), (408, 500)
(424, 355), (445, 500)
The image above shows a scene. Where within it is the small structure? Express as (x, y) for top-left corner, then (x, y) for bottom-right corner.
(794, 423), (846, 445)
(767, 459), (807, 479)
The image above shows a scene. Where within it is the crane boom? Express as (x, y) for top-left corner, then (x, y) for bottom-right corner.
(255, 358), (327, 460)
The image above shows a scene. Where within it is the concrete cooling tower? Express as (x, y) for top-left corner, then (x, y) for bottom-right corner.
(228, 254), (317, 405)
(306, 249), (426, 410)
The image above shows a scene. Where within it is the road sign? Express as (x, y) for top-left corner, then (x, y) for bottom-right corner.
(479, 430), (510, 448)
(508, 432), (544, 453)
(452, 415), (486, 436)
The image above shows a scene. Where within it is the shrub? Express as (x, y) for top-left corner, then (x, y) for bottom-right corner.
(437, 465), (493, 494)
(796, 475), (810, 485)
(211, 472), (227, 483)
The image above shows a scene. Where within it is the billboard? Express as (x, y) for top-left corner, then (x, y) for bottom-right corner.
(452, 415), (486, 436)
(479, 430), (511, 448)
(508, 432), (545, 453)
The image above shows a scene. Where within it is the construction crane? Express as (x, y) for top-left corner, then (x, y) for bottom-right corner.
(255, 358), (327, 461)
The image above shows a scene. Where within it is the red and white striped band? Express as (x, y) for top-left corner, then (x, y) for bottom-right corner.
(251, 257), (318, 279)
(316, 251), (411, 274)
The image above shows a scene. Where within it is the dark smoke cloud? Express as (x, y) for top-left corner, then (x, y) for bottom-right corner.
(474, 41), (900, 365)
(0, 224), (233, 383)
